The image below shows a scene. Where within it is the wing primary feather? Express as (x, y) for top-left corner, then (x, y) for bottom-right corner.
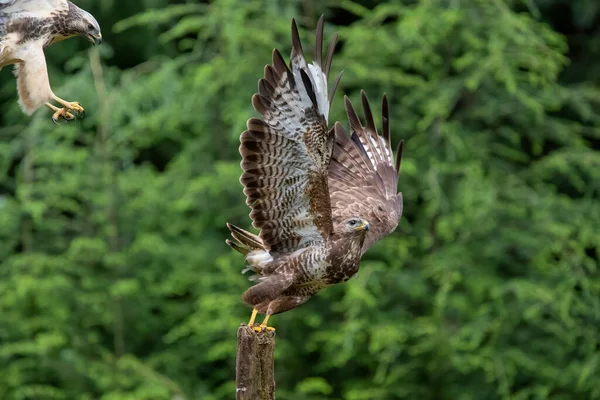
(301, 69), (318, 107)
(251, 93), (270, 115)
(272, 49), (293, 87)
(258, 78), (275, 99)
(324, 33), (338, 79)
(361, 91), (386, 165)
(395, 139), (404, 174)
(361, 90), (376, 133)
(382, 94), (390, 145)
(291, 18), (304, 60)
(344, 96), (363, 134)
(329, 71), (343, 108)
(264, 65), (277, 87)
(315, 15), (324, 68)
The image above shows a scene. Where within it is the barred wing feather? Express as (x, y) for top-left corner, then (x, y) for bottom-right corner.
(0, 0), (67, 14)
(239, 16), (342, 253)
(328, 91), (404, 254)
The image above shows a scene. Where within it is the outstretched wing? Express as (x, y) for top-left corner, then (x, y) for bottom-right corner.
(1, 0), (67, 39)
(0, 0), (17, 31)
(239, 16), (342, 253)
(0, 0), (17, 9)
(0, 0), (67, 14)
(328, 91), (404, 254)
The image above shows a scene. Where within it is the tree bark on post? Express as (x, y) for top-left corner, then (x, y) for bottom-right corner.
(236, 325), (276, 400)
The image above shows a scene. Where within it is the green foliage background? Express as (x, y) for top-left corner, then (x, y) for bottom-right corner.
(1, 0), (599, 399)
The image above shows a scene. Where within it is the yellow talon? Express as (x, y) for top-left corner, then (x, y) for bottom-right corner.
(45, 101), (82, 124)
(259, 315), (275, 331)
(63, 101), (84, 113)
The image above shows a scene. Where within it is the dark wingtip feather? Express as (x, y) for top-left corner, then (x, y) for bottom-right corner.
(315, 15), (324, 68)
(251, 93), (269, 115)
(360, 90), (376, 133)
(344, 96), (363, 134)
(395, 139), (404, 173)
(324, 33), (338, 79)
(382, 94), (390, 144)
(329, 71), (343, 108)
(300, 68), (318, 107)
(272, 49), (291, 76)
(264, 65), (277, 87)
(291, 18), (304, 58)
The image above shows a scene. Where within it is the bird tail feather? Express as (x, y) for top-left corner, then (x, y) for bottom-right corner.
(226, 223), (273, 279)
(226, 223), (265, 255)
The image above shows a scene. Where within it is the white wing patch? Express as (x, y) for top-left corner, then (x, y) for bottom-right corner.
(308, 62), (329, 121)
(357, 133), (393, 172)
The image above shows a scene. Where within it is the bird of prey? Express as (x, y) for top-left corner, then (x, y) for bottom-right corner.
(0, 0), (102, 123)
(226, 16), (404, 331)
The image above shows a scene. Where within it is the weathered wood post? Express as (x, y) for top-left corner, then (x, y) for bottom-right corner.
(236, 325), (276, 399)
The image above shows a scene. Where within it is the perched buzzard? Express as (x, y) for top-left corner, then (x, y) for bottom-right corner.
(227, 16), (404, 331)
(0, 0), (102, 123)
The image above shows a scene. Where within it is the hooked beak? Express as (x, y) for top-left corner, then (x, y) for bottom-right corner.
(87, 32), (102, 45)
(354, 221), (370, 232)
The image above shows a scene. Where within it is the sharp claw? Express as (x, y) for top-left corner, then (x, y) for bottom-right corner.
(51, 108), (76, 123)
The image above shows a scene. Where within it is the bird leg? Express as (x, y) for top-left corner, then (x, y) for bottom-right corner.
(248, 308), (261, 332)
(46, 94), (85, 123)
(260, 315), (275, 332)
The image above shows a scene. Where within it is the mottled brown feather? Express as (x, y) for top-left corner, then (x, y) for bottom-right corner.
(328, 94), (404, 254)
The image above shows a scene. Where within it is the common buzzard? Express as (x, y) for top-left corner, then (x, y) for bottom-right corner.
(227, 16), (404, 331)
(0, 0), (102, 123)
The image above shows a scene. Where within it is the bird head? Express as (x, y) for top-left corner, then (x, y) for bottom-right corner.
(344, 217), (370, 235)
(68, 3), (102, 45)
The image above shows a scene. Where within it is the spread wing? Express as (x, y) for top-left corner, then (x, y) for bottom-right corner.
(0, 0), (17, 9)
(0, 0), (17, 30)
(328, 91), (404, 254)
(0, 0), (67, 13)
(239, 16), (342, 253)
(1, 0), (67, 38)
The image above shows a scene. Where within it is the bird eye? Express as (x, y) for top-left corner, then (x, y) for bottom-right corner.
(349, 220), (357, 225)
(87, 23), (94, 30)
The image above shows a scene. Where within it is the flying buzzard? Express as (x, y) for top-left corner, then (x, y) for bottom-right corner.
(0, 0), (102, 123)
(227, 16), (404, 331)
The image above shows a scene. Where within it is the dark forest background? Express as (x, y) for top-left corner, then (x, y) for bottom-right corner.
(1, 0), (599, 399)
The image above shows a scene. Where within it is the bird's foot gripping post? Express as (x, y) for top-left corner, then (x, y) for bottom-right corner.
(236, 322), (276, 400)
(248, 308), (275, 332)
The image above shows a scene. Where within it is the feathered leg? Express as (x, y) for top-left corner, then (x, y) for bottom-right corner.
(13, 44), (85, 123)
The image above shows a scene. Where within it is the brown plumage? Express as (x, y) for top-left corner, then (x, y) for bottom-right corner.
(227, 16), (404, 329)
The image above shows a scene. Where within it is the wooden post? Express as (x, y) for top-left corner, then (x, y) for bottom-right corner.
(236, 324), (276, 400)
